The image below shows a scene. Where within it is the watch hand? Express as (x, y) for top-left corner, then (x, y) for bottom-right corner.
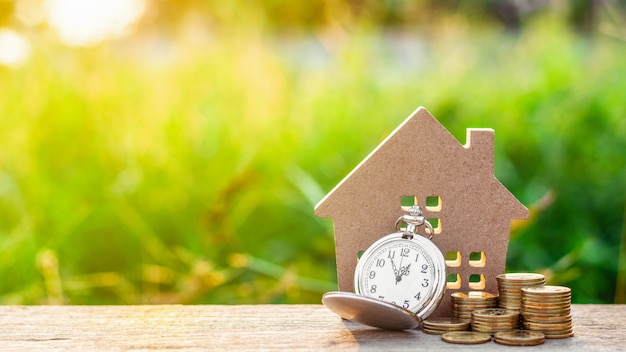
(397, 253), (405, 283)
(401, 263), (411, 277)
(389, 255), (400, 285)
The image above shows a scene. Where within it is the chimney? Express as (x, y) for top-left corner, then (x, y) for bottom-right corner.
(464, 128), (495, 173)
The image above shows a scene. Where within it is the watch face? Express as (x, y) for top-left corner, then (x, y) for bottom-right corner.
(354, 233), (446, 319)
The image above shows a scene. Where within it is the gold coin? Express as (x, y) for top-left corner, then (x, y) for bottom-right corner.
(471, 323), (519, 331)
(452, 304), (496, 311)
(494, 330), (545, 346)
(523, 294), (571, 300)
(522, 299), (571, 306)
(423, 329), (444, 335)
(522, 314), (572, 323)
(523, 321), (573, 330)
(471, 317), (520, 324)
(472, 315), (520, 322)
(522, 308), (570, 313)
(452, 300), (497, 305)
(441, 331), (492, 344)
(423, 317), (471, 329)
(472, 308), (520, 319)
(523, 290), (571, 297)
(498, 279), (542, 285)
(543, 330), (575, 339)
(521, 312), (571, 320)
(522, 289), (571, 296)
(471, 318), (519, 325)
(497, 301), (522, 306)
(539, 328), (575, 334)
(472, 320), (520, 326)
(496, 273), (546, 282)
(522, 302), (571, 308)
(523, 296), (571, 303)
(521, 285), (571, 295)
(453, 299), (498, 305)
(497, 298), (522, 303)
(453, 303), (498, 309)
(521, 308), (571, 316)
(523, 327), (573, 335)
(521, 303), (571, 310)
(501, 284), (545, 288)
(452, 291), (498, 300)
(498, 284), (545, 289)
(497, 299), (522, 304)
(497, 296), (522, 302)
(522, 312), (572, 319)
(472, 326), (518, 335)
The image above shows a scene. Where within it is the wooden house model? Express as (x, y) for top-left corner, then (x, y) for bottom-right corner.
(315, 107), (528, 317)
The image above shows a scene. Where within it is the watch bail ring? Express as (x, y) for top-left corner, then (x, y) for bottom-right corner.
(395, 205), (435, 240)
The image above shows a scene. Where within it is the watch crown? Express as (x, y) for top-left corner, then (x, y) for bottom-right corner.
(396, 205), (434, 239)
(407, 205), (423, 217)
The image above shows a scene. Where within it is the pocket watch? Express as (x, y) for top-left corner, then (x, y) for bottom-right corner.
(323, 206), (446, 330)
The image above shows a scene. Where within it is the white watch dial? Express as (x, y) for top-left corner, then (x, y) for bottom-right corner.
(355, 233), (446, 320)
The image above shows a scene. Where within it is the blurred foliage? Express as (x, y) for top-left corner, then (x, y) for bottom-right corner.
(0, 1), (625, 305)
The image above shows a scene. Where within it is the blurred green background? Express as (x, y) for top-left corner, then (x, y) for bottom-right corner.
(0, 0), (625, 305)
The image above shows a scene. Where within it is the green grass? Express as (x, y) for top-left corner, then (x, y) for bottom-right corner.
(0, 13), (625, 305)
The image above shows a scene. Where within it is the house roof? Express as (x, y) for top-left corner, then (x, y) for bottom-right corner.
(315, 107), (528, 223)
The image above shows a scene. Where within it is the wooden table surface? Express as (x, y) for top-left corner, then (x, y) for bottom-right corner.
(0, 304), (620, 351)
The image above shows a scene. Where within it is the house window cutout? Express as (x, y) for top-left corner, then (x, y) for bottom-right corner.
(425, 196), (442, 212)
(447, 273), (461, 290)
(468, 274), (486, 290)
(469, 251), (486, 267)
(401, 195), (418, 210)
(427, 218), (442, 235)
(445, 251), (462, 267)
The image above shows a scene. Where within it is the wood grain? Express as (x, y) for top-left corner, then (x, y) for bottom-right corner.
(0, 304), (620, 351)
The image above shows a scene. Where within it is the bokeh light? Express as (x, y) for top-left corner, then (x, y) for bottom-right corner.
(44, 0), (145, 46)
(0, 29), (30, 66)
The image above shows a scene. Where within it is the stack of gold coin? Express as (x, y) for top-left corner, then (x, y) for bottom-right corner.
(422, 317), (471, 335)
(451, 291), (498, 320)
(471, 308), (520, 334)
(521, 285), (574, 338)
(496, 273), (546, 310)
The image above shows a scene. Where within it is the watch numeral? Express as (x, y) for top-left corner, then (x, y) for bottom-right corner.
(400, 248), (410, 257)
(421, 264), (428, 273)
(422, 278), (429, 287)
(370, 285), (377, 293)
(376, 259), (385, 267)
(387, 251), (396, 260)
(415, 253), (420, 262)
(403, 300), (410, 309)
(414, 292), (421, 300)
(369, 271), (376, 279)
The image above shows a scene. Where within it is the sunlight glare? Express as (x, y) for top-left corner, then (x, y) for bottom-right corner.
(0, 29), (31, 67)
(46, 0), (146, 46)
